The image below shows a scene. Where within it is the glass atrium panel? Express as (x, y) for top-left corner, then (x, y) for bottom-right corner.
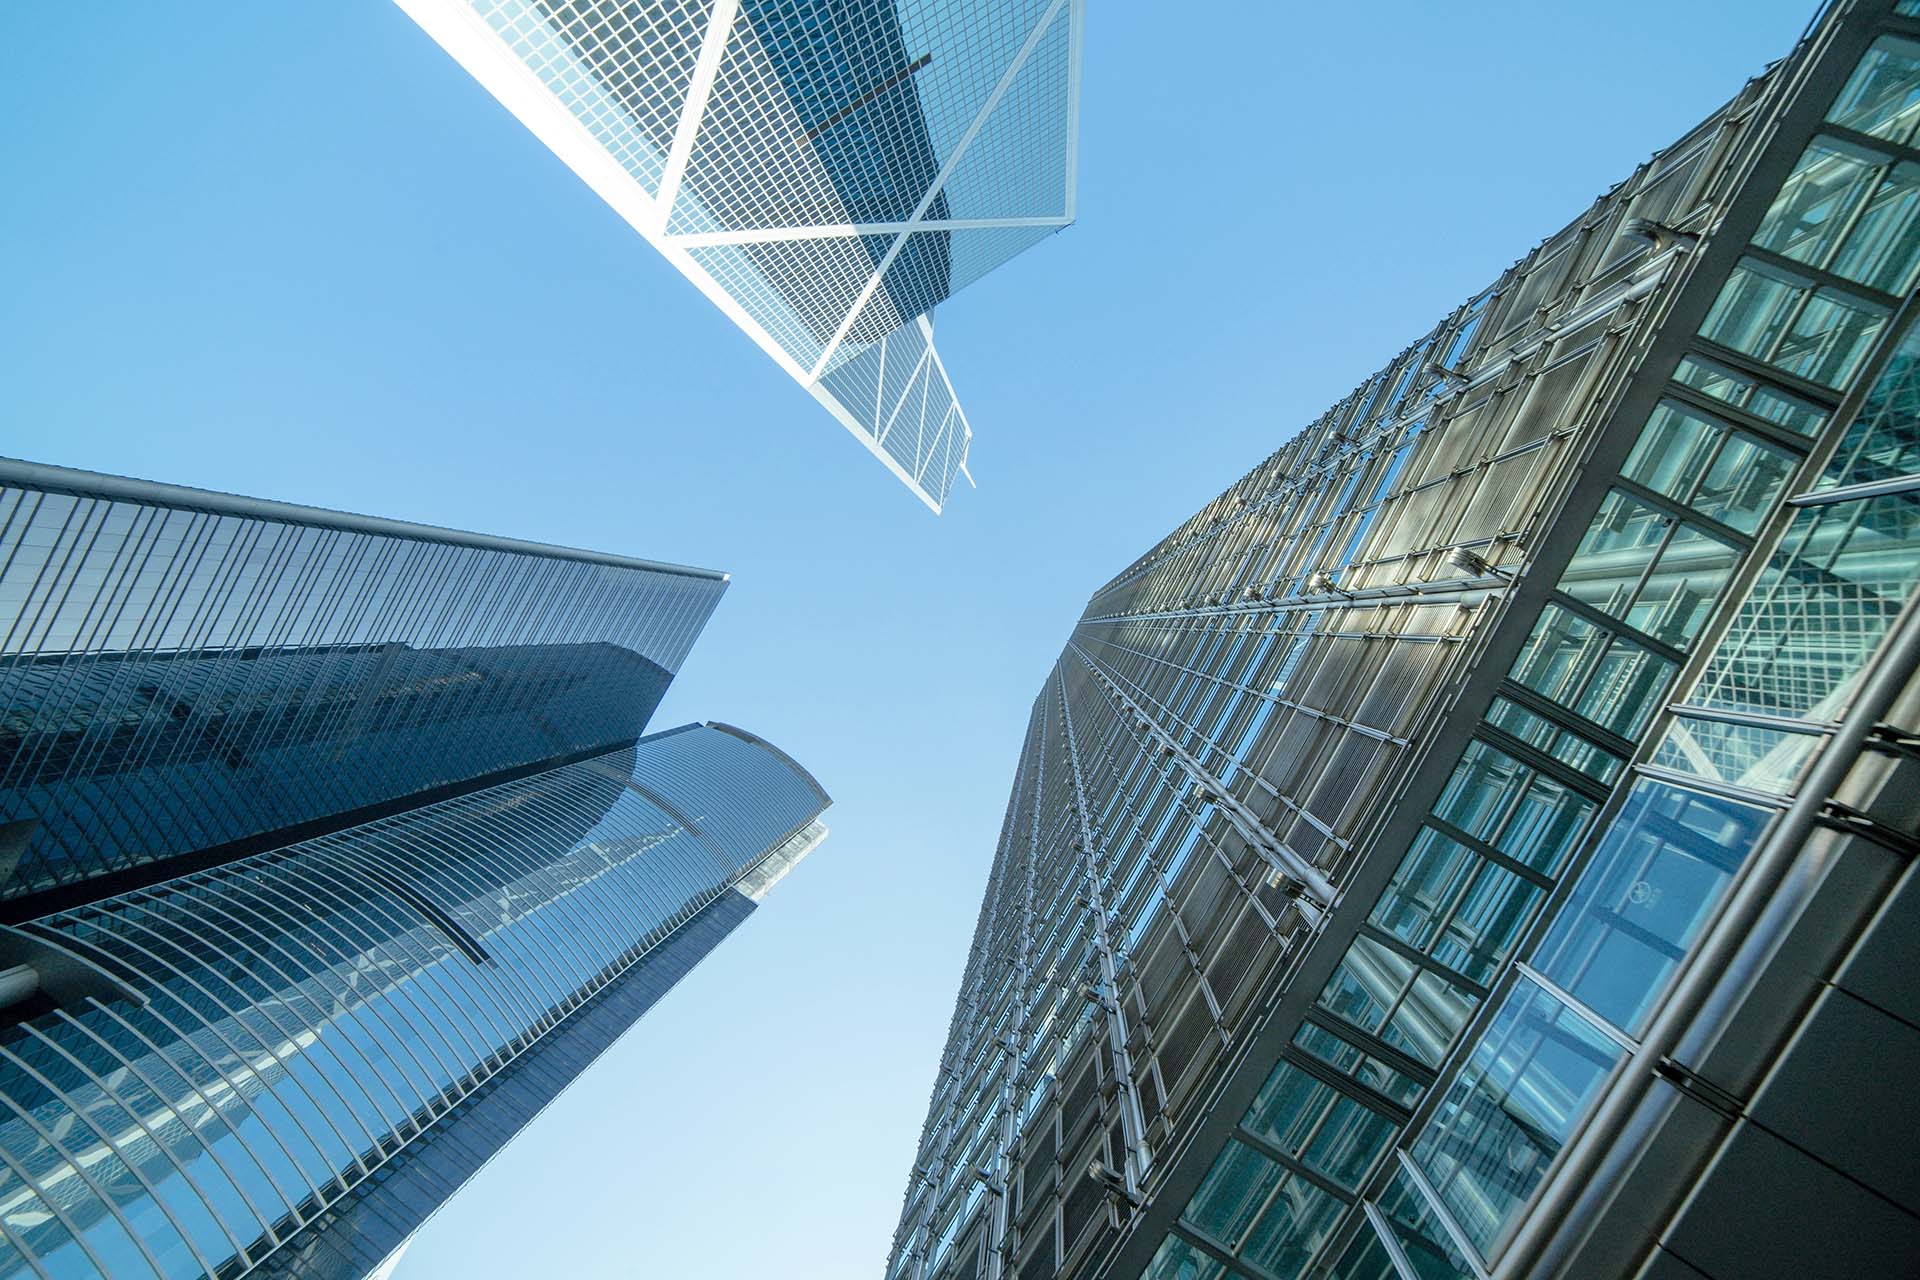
(1670, 355), (1827, 437)
(1145, 1233), (1229, 1280)
(1755, 135), (1920, 295)
(1183, 1139), (1282, 1252)
(1239, 1175), (1345, 1280)
(1827, 35), (1920, 146)
(1412, 978), (1624, 1259)
(1433, 739), (1595, 876)
(1700, 259), (1889, 389)
(1371, 827), (1542, 984)
(1776, 286), (1890, 388)
(1755, 136), (1885, 270)
(1818, 320), (1920, 488)
(1511, 604), (1677, 739)
(1483, 697), (1624, 784)
(1624, 400), (1797, 533)
(1693, 491), (1920, 723)
(1830, 159), (1920, 293)
(1534, 779), (1771, 1034)
(1242, 1060), (1395, 1191)
(1291, 1021), (1424, 1108)
(1649, 713), (1822, 794)
(1374, 1167), (1477, 1280)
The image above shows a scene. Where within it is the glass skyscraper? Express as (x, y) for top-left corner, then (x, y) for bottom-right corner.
(395, 0), (1083, 512)
(0, 459), (830, 1278)
(885, 4), (1920, 1279)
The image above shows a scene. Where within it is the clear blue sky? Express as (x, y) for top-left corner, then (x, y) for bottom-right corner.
(1, 2), (1814, 1276)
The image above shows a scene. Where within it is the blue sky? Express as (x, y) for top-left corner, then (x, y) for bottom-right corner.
(0, 2), (1814, 1276)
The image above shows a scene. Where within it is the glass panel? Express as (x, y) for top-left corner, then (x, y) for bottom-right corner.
(1182, 1140), (1281, 1250)
(1412, 980), (1624, 1259)
(1242, 1061), (1394, 1191)
(1377, 1167), (1477, 1280)
(1625, 400), (1796, 533)
(1534, 780), (1771, 1034)
(1629, 520), (1741, 647)
(1510, 604), (1677, 739)
(1372, 827), (1542, 982)
(1819, 321), (1920, 489)
(1831, 160), (1920, 294)
(1145, 1233), (1229, 1280)
(1773, 287), (1888, 389)
(1694, 491), (1920, 723)
(1292, 1022), (1424, 1108)
(1701, 260), (1804, 360)
(1671, 354), (1826, 437)
(1383, 969), (1476, 1068)
(1650, 714), (1822, 794)
(1240, 1174), (1345, 1280)
(1755, 136), (1881, 270)
(1560, 492), (1668, 624)
(1319, 934), (1416, 1038)
(1483, 697), (1624, 783)
(1827, 35), (1920, 145)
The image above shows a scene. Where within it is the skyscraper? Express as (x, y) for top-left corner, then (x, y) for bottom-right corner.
(0, 459), (829, 1278)
(886, 4), (1920, 1278)
(395, 0), (1083, 512)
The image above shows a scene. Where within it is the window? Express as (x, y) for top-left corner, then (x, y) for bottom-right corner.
(1412, 979), (1624, 1258)
(1533, 780), (1771, 1034)
(1510, 604), (1677, 739)
(1754, 134), (1920, 294)
(1242, 1060), (1396, 1190)
(1624, 400), (1797, 533)
(1670, 355), (1826, 436)
(1372, 827), (1543, 984)
(1701, 259), (1888, 389)
(1560, 491), (1742, 647)
(1827, 35), (1920, 146)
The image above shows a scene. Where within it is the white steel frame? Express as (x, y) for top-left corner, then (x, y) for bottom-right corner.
(395, 0), (1084, 512)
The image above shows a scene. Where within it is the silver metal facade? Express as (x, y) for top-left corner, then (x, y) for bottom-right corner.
(887, 5), (1920, 1278)
(395, 0), (1083, 512)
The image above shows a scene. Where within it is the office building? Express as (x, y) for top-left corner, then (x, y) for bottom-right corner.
(885, 4), (1920, 1278)
(395, 0), (1083, 512)
(0, 460), (829, 1278)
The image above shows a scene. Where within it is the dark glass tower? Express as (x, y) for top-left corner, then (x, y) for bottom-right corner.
(0, 460), (830, 1278)
(886, 5), (1920, 1279)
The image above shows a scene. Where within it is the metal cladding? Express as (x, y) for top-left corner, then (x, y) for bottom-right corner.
(886, 5), (1920, 1278)
(397, 0), (1084, 512)
(0, 463), (829, 1278)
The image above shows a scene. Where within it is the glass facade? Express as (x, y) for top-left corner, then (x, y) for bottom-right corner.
(0, 462), (833, 1277)
(0, 728), (829, 1279)
(397, 0), (1084, 511)
(888, 5), (1920, 1279)
(0, 463), (725, 907)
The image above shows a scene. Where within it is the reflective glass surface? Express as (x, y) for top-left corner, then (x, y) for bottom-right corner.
(0, 479), (724, 902)
(0, 726), (827, 1278)
(1411, 979), (1623, 1259)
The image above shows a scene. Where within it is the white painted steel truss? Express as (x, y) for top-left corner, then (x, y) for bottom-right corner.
(397, 0), (1083, 512)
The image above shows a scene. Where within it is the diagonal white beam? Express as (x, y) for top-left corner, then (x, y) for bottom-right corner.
(876, 344), (934, 447)
(667, 215), (1070, 249)
(806, 0), (1070, 382)
(654, 0), (738, 231)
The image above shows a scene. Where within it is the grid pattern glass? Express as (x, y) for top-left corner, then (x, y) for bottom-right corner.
(408, 0), (1084, 510)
